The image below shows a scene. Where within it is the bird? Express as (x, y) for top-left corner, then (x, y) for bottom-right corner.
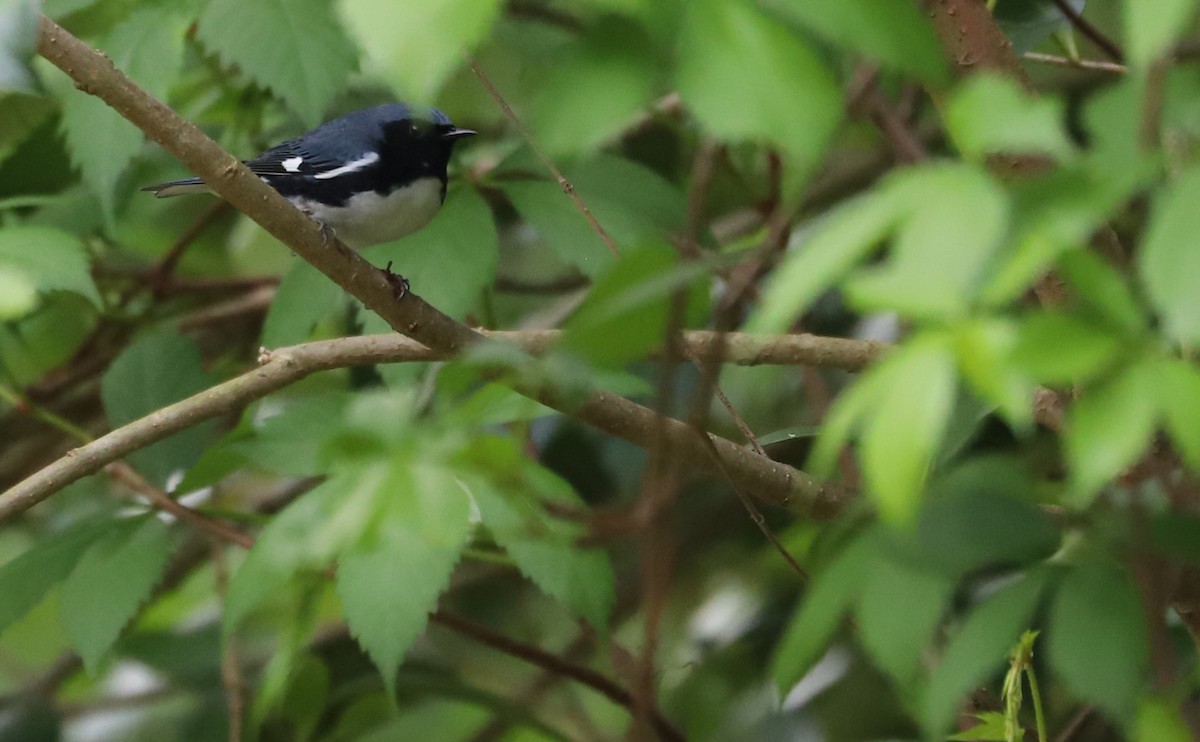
(143, 104), (475, 249)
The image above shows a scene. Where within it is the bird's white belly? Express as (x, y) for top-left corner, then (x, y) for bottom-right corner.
(291, 177), (444, 249)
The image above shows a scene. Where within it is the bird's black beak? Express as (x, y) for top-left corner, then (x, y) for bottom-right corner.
(442, 127), (476, 140)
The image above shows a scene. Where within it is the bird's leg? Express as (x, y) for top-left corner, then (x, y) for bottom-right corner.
(382, 260), (409, 299)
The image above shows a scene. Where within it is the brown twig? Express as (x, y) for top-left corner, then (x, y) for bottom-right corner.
(146, 200), (232, 298)
(1022, 52), (1126, 74)
(213, 545), (246, 742)
(467, 57), (621, 258)
(106, 462), (256, 549)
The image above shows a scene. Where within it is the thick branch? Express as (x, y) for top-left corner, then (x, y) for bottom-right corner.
(33, 17), (850, 519)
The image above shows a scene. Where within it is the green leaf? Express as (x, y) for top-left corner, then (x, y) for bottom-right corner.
(945, 73), (1075, 161)
(1011, 311), (1123, 384)
(1156, 358), (1200, 472)
(1066, 361), (1158, 502)
(953, 319), (1032, 428)
(0, 519), (107, 636)
(1048, 563), (1148, 718)
(763, 0), (947, 83)
(924, 570), (1048, 734)
(771, 530), (877, 690)
(993, 0), (1084, 54)
(60, 517), (173, 673)
(261, 259), (346, 347)
(502, 179), (617, 277)
(0, 93), (54, 169)
(846, 164), (1009, 320)
(1124, 0), (1198, 66)
(0, 0), (39, 95)
(532, 18), (662, 157)
(860, 336), (957, 525)
(337, 464), (472, 698)
(677, 0), (841, 182)
(948, 711), (1010, 742)
(748, 190), (897, 333)
(339, 0), (501, 101)
(1140, 166), (1200, 346)
(198, 0), (357, 125)
(568, 156), (686, 243)
(465, 441), (615, 628)
(58, 4), (187, 217)
(0, 266), (36, 320)
(1135, 697), (1193, 742)
(856, 557), (952, 682)
(100, 331), (219, 486)
(1059, 249), (1146, 335)
(0, 226), (100, 306)
(369, 186), (499, 323)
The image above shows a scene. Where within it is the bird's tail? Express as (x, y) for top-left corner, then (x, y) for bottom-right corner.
(140, 177), (212, 198)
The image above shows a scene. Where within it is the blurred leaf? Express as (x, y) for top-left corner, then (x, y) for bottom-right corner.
(262, 259), (346, 347)
(1011, 311), (1123, 384)
(1124, 0), (1197, 66)
(993, 0), (1085, 53)
(60, 516), (173, 673)
(953, 319), (1032, 428)
(856, 557), (952, 681)
(1135, 697), (1193, 742)
(502, 178), (617, 277)
(369, 186), (499, 323)
(340, 0), (500, 100)
(0, 226), (99, 306)
(749, 190), (897, 333)
(1059, 249), (1146, 335)
(948, 711), (1009, 741)
(0, 0), (38, 95)
(860, 335), (958, 525)
(0, 266), (35, 319)
(0, 93), (53, 169)
(924, 570), (1048, 734)
(532, 18), (661, 156)
(1140, 166), (1200, 346)
(1048, 562), (1147, 718)
(764, 0), (947, 83)
(236, 393), (353, 477)
(466, 438), (615, 628)
(0, 519), (106, 636)
(337, 462), (471, 698)
(846, 164), (1009, 320)
(1066, 361), (1158, 501)
(100, 331), (219, 487)
(1156, 358), (1200, 472)
(568, 155), (686, 242)
(772, 529), (876, 690)
(58, 4), (187, 218)
(945, 73), (1074, 161)
(198, 0), (356, 125)
(677, 0), (841, 184)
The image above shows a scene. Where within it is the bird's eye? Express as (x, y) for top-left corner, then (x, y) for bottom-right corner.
(409, 123), (420, 137)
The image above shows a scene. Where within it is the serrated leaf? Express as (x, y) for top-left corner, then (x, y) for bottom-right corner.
(772, 530), (877, 690)
(1066, 361), (1158, 502)
(677, 0), (841, 183)
(856, 557), (952, 682)
(860, 336), (957, 524)
(748, 190), (897, 333)
(945, 73), (1075, 161)
(924, 570), (1048, 734)
(502, 179), (617, 277)
(763, 0), (947, 83)
(0, 519), (107, 636)
(0, 226), (100, 306)
(465, 447), (615, 628)
(1124, 0), (1198, 67)
(1140, 166), (1200, 346)
(339, 0), (501, 101)
(0, 0), (39, 95)
(198, 0), (357, 125)
(337, 466), (471, 698)
(948, 711), (1010, 741)
(100, 331), (219, 487)
(58, 4), (187, 217)
(60, 517), (172, 673)
(1048, 563), (1148, 718)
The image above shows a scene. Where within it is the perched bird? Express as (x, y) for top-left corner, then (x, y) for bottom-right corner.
(143, 104), (475, 248)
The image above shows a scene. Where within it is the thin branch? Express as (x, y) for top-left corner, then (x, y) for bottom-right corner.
(1051, 0), (1124, 63)
(107, 462), (255, 550)
(33, 17), (842, 526)
(213, 545), (246, 742)
(430, 611), (684, 742)
(146, 200), (231, 298)
(1022, 52), (1126, 74)
(467, 56), (620, 258)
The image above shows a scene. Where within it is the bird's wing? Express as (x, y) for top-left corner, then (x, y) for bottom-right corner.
(245, 138), (376, 180)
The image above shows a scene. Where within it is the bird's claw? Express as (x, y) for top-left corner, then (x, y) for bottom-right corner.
(383, 260), (409, 299)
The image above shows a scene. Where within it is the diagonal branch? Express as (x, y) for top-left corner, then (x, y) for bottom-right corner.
(32, 16), (850, 521)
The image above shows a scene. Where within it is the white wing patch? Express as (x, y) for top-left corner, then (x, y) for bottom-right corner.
(313, 151), (381, 180)
(282, 156), (304, 173)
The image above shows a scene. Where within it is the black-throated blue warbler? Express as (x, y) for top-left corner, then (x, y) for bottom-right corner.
(143, 104), (475, 248)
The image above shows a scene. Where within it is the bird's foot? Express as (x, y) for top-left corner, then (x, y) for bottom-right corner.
(383, 260), (409, 299)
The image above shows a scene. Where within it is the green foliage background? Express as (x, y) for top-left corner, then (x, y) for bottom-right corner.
(2, 0), (1200, 740)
